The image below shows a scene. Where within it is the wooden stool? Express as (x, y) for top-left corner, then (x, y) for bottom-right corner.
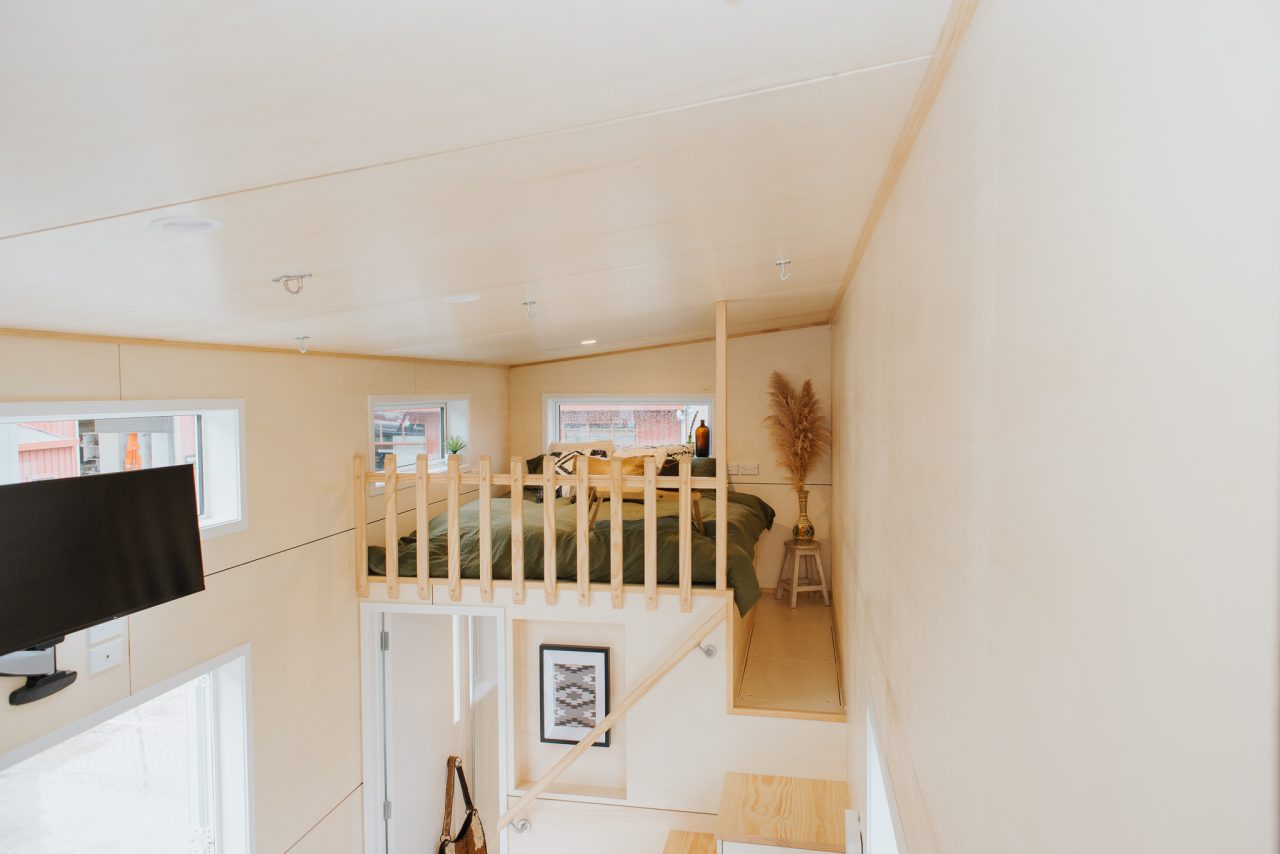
(776, 539), (829, 608)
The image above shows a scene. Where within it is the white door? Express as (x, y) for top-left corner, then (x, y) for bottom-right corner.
(383, 612), (469, 854)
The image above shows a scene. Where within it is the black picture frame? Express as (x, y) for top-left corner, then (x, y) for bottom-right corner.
(538, 644), (611, 748)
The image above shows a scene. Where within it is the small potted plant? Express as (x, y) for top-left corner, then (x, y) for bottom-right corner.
(445, 434), (467, 457)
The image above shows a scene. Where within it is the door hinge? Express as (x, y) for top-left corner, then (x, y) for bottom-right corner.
(379, 630), (390, 652)
(383, 800), (393, 821)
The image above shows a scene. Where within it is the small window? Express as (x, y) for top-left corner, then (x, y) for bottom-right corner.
(0, 401), (245, 537)
(371, 402), (446, 473)
(547, 397), (711, 451)
(0, 654), (251, 854)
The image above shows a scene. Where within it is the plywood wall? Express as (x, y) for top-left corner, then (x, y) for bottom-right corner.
(831, 1), (1280, 851)
(0, 334), (509, 853)
(509, 325), (833, 589)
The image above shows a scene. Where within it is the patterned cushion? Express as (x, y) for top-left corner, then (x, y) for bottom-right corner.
(547, 448), (608, 498)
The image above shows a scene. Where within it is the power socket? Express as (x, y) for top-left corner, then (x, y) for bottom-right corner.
(740, 463), (760, 475)
(726, 463), (740, 475)
(88, 637), (124, 675)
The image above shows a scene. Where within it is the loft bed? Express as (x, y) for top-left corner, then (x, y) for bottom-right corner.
(366, 467), (775, 615)
(353, 302), (747, 614)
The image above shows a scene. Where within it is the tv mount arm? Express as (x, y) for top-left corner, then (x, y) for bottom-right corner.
(0, 638), (77, 705)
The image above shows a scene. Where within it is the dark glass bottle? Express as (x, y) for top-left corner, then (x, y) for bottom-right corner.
(694, 420), (710, 458)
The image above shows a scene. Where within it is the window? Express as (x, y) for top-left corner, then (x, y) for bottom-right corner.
(372, 402), (445, 473)
(546, 396), (712, 451)
(370, 397), (469, 475)
(0, 401), (245, 537)
(0, 653), (251, 854)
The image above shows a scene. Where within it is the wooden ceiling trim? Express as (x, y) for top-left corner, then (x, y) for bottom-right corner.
(829, 0), (980, 320)
(508, 320), (830, 369)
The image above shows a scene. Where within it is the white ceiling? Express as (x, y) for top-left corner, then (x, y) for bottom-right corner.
(0, 1), (947, 364)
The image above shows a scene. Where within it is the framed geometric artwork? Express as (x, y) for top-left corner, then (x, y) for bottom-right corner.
(539, 644), (611, 747)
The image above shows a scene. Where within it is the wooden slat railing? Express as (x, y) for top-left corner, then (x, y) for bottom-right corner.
(355, 453), (722, 608)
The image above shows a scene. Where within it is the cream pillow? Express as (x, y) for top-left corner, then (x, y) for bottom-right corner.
(616, 444), (693, 464)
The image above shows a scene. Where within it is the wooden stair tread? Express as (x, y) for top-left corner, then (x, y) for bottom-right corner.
(714, 772), (847, 852)
(663, 830), (716, 854)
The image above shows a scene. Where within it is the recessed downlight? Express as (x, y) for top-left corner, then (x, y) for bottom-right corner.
(580, 339), (598, 346)
(150, 215), (223, 233)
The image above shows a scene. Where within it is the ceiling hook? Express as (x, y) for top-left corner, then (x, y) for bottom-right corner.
(775, 258), (791, 281)
(274, 273), (312, 295)
(295, 335), (311, 354)
(697, 643), (717, 659)
(522, 299), (537, 319)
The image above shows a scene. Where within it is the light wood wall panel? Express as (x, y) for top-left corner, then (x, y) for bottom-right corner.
(830, 1), (1280, 851)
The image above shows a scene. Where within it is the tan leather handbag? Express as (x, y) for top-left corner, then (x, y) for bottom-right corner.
(438, 756), (487, 854)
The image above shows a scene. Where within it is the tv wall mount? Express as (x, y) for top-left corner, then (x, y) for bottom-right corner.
(0, 638), (77, 705)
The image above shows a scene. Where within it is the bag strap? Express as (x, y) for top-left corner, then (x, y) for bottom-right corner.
(440, 756), (458, 840)
(453, 755), (476, 812)
(440, 755), (479, 843)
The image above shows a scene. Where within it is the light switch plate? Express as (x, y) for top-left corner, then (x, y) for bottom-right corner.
(727, 463), (740, 475)
(88, 618), (126, 645)
(740, 463), (760, 475)
(88, 637), (124, 675)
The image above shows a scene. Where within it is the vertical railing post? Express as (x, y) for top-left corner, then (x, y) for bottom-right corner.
(575, 460), (590, 605)
(479, 455), (493, 603)
(543, 465), (558, 604)
(384, 453), (400, 600)
(643, 455), (658, 610)
(609, 458), (624, 609)
(715, 300), (729, 591)
(447, 454), (462, 602)
(416, 455), (430, 600)
(678, 457), (692, 612)
(354, 454), (368, 597)
(511, 456), (525, 604)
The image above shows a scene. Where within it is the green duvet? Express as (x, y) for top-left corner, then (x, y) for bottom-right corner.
(368, 491), (774, 614)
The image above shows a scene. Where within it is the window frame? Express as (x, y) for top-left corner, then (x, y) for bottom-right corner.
(542, 394), (714, 454)
(368, 395), (471, 491)
(0, 399), (247, 539)
(0, 645), (255, 853)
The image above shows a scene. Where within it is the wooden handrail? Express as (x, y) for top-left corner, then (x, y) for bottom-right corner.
(362, 470), (719, 490)
(496, 605), (728, 831)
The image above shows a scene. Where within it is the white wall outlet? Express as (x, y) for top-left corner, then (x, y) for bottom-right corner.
(88, 637), (124, 675)
(88, 618), (126, 645)
(727, 463), (740, 475)
(740, 463), (760, 475)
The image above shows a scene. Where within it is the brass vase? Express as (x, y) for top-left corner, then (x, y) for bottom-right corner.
(792, 487), (815, 540)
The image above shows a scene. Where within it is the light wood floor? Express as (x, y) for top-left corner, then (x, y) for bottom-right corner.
(736, 594), (843, 715)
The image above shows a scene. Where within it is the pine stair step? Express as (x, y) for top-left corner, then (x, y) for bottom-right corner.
(663, 830), (716, 854)
(714, 772), (847, 852)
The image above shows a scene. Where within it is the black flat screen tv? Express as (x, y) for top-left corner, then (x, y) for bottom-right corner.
(0, 465), (206, 657)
